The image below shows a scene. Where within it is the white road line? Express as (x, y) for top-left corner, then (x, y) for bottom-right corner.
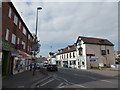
(57, 83), (64, 88)
(40, 78), (55, 86)
(74, 84), (87, 88)
(100, 80), (112, 83)
(58, 76), (87, 88)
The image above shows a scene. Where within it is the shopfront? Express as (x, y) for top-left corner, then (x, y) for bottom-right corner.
(12, 50), (31, 74)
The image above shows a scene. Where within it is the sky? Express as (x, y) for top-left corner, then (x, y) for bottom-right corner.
(11, 0), (118, 57)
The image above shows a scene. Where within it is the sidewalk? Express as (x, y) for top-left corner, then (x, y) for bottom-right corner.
(2, 69), (48, 88)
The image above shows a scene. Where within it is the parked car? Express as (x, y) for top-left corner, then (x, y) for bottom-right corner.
(47, 64), (58, 71)
(43, 62), (48, 67)
(111, 64), (120, 69)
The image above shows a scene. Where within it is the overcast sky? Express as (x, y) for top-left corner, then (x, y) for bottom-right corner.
(11, 0), (118, 57)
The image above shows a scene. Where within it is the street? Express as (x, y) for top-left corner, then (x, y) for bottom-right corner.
(36, 67), (118, 89)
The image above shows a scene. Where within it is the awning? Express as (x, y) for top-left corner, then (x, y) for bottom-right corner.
(12, 50), (31, 58)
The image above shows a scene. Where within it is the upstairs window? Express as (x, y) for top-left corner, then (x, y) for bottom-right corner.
(107, 49), (109, 54)
(28, 34), (30, 40)
(17, 38), (20, 44)
(78, 47), (83, 55)
(73, 52), (75, 58)
(23, 27), (26, 35)
(11, 34), (16, 44)
(22, 41), (26, 49)
(19, 22), (21, 29)
(101, 50), (106, 55)
(8, 7), (12, 18)
(5, 29), (9, 41)
(27, 46), (29, 51)
(14, 15), (18, 25)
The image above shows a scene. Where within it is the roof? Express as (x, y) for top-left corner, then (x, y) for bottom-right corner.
(117, 51), (120, 54)
(57, 44), (76, 55)
(76, 36), (114, 46)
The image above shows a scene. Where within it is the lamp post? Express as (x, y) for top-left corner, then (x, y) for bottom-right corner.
(32, 7), (42, 75)
(35, 7), (42, 36)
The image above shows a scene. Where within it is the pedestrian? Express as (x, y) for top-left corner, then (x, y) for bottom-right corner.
(29, 63), (33, 71)
(33, 63), (37, 76)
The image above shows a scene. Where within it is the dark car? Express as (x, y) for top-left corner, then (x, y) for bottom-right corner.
(47, 64), (58, 71)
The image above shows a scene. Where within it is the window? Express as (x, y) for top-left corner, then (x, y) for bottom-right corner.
(78, 47), (82, 55)
(17, 38), (20, 44)
(70, 53), (71, 58)
(107, 49), (109, 54)
(14, 15), (18, 25)
(5, 29), (9, 41)
(22, 41), (26, 49)
(27, 46), (29, 51)
(67, 54), (68, 58)
(19, 22), (21, 29)
(28, 34), (30, 40)
(101, 50), (106, 55)
(73, 52), (75, 58)
(8, 7), (12, 18)
(11, 34), (16, 44)
(23, 27), (26, 35)
(29, 47), (31, 52)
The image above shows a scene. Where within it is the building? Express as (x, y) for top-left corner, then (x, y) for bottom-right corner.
(2, 2), (33, 76)
(115, 51), (120, 64)
(56, 36), (115, 69)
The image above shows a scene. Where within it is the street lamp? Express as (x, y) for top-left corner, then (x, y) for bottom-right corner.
(35, 7), (42, 36)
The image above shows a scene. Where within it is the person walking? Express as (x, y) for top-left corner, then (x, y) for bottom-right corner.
(29, 63), (33, 71)
(33, 63), (37, 76)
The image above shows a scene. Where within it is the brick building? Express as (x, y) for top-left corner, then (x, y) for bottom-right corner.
(2, 2), (33, 76)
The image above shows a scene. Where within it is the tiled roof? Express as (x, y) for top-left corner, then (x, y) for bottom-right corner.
(77, 36), (114, 46)
(58, 44), (76, 54)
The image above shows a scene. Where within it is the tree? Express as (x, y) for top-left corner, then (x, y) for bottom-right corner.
(32, 33), (41, 57)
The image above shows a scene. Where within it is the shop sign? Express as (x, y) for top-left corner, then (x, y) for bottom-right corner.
(0, 41), (11, 50)
(90, 56), (98, 62)
(11, 51), (19, 56)
(16, 44), (23, 49)
(32, 44), (40, 51)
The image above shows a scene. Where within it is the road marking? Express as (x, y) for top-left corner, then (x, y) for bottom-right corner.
(57, 83), (64, 88)
(58, 76), (87, 88)
(40, 78), (55, 86)
(87, 76), (97, 80)
(74, 84), (87, 88)
(100, 80), (112, 83)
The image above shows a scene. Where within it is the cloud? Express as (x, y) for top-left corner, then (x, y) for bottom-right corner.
(11, 1), (118, 56)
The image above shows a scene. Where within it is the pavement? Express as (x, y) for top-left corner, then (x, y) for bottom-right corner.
(2, 68), (49, 88)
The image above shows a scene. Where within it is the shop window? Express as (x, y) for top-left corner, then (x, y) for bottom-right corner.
(8, 7), (12, 18)
(11, 34), (16, 44)
(101, 50), (106, 55)
(73, 61), (76, 64)
(5, 29), (9, 41)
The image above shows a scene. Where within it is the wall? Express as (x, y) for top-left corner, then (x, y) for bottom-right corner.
(86, 44), (115, 68)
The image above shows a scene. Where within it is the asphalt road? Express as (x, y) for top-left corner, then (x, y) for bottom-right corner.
(36, 67), (118, 89)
